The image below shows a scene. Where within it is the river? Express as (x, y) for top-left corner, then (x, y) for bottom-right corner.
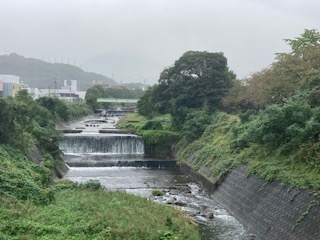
(60, 117), (245, 240)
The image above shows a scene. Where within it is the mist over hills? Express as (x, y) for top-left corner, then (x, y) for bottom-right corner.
(84, 52), (164, 85)
(0, 53), (117, 89)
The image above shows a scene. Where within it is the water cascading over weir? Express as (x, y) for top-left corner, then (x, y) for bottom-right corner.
(60, 133), (145, 155)
(59, 131), (177, 169)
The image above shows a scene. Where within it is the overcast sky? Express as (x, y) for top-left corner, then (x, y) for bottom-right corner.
(0, 0), (319, 84)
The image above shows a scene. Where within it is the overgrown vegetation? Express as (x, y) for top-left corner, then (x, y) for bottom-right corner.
(0, 145), (54, 205)
(134, 29), (320, 191)
(119, 114), (179, 151)
(0, 93), (200, 239)
(0, 179), (200, 240)
(0, 91), (92, 155)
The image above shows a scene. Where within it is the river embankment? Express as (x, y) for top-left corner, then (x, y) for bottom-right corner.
(180, 163), (320, 240)
(117, 112), (320, 239)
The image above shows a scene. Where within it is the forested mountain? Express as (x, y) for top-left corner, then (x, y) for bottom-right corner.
(0, 53), (117, 89)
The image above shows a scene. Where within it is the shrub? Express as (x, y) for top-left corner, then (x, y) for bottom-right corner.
(152, 189), (164, 196)
(81, 180), (103, 191)
(140, 120), (163, 130)
(141, 130), (179, 147)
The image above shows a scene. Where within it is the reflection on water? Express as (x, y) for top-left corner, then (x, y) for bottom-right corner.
(64, 155), (245, 240)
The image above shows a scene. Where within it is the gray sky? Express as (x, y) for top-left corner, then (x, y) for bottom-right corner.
(1, 0), (319, 84)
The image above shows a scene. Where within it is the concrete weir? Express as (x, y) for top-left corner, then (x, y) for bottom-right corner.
(180, 164), (320, 240)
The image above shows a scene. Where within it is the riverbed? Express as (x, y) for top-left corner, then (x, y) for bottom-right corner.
(64, 162), (245, 240)
(61, 117), (245, 239)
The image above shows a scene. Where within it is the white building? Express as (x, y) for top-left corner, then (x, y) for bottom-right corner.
(64, 80), (78, 92)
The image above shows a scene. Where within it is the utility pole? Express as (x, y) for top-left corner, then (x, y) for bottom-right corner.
(53, 78), (58, 97)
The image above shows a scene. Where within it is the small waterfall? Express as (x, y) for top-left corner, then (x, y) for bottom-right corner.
(65, 159), (177, 169)
(59, 133), (145, 154)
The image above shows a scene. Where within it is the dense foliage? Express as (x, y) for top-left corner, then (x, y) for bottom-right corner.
(0, 91), (58, 153)
(85, 85), (144, 110)
(178, 109), (320, 190)
(119, 114), (179, 150)
(138, 51), (235, 128)
(0, 91), (92, 154)
(223, 29), (320, 111)
(0, 145), (54, 204)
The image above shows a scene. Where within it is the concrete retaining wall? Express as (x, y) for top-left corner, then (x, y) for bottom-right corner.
(180, 164), (320, 240)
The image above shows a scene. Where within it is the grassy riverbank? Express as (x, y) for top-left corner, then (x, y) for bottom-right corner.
(0, 93), (201, 240)
(1, 181), (200, 240)
(0, 147), (200, 240)
(121, 111), (320, 192)
(178, 112), (320, 191)
(0, 137), (200, 240)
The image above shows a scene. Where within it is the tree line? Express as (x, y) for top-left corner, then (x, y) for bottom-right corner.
(85, 85), (145, 109)
(0, 91), (92, 153)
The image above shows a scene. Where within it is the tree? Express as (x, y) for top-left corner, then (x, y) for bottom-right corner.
(225, 29), (320, 111)
(137, 85), (158, 118)
(222, 79), (252, 112)
(284, 29), (320, 56)
(36, 97), (69, 121)
(158, 51), (233, 110)
(138, 51), (234, 125)
(85, 86), (105, 110)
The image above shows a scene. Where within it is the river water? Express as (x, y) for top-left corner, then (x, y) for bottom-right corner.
(61, 117), (245, 240)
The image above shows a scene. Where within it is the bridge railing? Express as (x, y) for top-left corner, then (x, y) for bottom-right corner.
(96, 98), (139, 103)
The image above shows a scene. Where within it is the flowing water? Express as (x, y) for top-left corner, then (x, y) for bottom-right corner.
(61, 117), (245, 240)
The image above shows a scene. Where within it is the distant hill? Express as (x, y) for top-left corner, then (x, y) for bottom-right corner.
(0, 53), (117, 89)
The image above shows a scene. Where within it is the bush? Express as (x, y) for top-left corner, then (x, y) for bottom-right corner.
(140, 120), (163, 130)
(180, 109), (211, 142)
(152, 189), (164, 196)
(235, 98), (316, 150)
(141, 130), (180, 147)
(81, 180), (103, 191)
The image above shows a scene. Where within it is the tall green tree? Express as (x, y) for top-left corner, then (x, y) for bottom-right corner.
(138, 51), (234, 128)
(157, 51), (234, 111)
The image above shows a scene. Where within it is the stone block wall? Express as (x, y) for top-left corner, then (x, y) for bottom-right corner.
(181, 164), (320, 240)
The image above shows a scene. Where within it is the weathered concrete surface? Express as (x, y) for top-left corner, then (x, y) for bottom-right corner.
(26, 146), (68, 180)
(180, 164), (320, 240)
